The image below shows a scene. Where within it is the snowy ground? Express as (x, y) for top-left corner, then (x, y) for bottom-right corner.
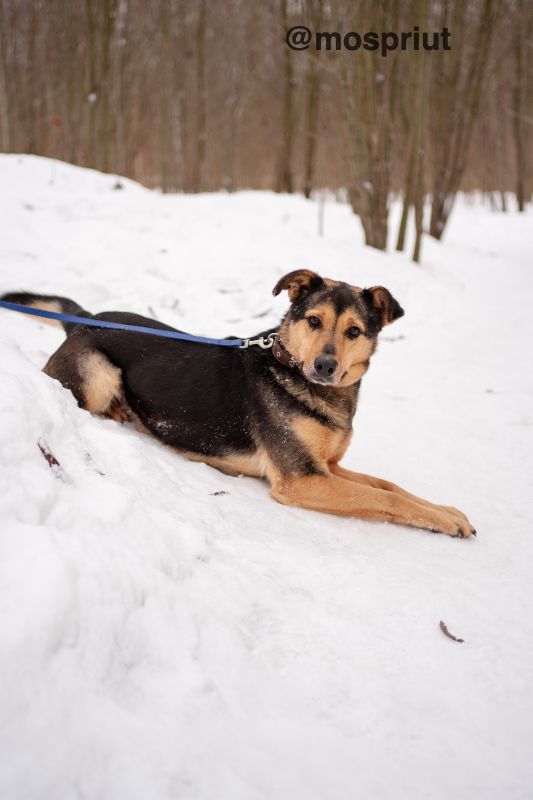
(0, 154), (532, 800)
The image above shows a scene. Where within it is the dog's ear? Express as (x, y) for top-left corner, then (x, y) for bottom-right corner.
(363, 286), (404, 327)
(272, 270), (324, 303)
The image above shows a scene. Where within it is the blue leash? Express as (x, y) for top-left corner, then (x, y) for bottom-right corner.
(0, 300), (276, 350)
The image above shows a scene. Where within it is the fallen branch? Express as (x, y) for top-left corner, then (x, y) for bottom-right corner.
(439, 620), (464, 643)
(37, 438), (70, 483)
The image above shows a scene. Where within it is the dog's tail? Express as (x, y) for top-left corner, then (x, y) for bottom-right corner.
(0, 291), (90, 334)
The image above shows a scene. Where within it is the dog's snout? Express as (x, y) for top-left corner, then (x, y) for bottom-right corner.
(314, 354), (338, 377)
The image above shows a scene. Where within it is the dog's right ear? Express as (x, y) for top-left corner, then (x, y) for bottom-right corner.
(272, 270), (324, 303)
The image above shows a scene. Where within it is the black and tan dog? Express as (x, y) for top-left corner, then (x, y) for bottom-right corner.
(2, 270), (475, 537)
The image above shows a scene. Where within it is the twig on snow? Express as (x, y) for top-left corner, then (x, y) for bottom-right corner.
(84, 451), (105, 476)
(37, 438), (71, 483)
(439, 620), (464, 643)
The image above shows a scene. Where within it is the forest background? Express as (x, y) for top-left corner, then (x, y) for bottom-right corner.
(0, 0), (531, 260)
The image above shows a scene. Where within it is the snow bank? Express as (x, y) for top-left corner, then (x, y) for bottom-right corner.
(1, 155), (532, 800)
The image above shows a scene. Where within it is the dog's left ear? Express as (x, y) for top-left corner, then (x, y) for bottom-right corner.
(272, 270), (324, 303)
(363, 286), (404, 327)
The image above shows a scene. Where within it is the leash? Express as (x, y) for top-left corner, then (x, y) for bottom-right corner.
(0, 300), (277, 350)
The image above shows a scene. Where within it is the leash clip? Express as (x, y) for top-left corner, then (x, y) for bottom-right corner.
(239, 334), (276, 350)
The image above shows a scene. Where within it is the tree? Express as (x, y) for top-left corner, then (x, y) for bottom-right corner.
(428, 0), (497, 239)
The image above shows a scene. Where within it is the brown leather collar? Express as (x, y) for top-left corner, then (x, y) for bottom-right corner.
(272, 335), (302, 371)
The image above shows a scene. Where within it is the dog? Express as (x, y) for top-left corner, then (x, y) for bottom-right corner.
(1, 270), (475, 537)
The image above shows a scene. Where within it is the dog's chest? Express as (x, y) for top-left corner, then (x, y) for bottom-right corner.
(291, 416), (352, 465)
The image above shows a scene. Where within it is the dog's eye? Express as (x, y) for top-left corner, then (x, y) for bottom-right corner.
(346, 326), (361, 339)
(307, 316), (321, 329)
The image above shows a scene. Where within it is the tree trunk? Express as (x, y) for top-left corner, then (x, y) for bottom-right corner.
(412, 0), (431, 263)
(302, 0), (324, 199)
(191, 0), (207, 192)
(429, 0), (496, 239)
(276, 0), (294, 193)
(0, 0), (11, 151)
(160, 0), (173, 192)
(396, 47), (420, 253)
(112, 0), (128, 178)
(338, 0), (397, 251)
(99, 0), (118, 174)
(512, 0), (529, 211)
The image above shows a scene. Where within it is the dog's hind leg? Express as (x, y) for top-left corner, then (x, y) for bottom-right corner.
(44, 338), (125, 418)
(329, 463), (472, 528)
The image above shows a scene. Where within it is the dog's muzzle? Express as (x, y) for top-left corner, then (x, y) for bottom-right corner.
(311, 354), (339, 384)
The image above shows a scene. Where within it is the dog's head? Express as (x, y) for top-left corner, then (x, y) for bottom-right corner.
(273, 269), (403, 387)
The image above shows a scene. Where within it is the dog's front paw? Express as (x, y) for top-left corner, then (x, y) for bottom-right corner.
(432, 512), (476, 539)
(436, 504), (470, 523)
(450, 522), (476, 538)
(421, 506), (476, 539)
(443, 508), (476, 538)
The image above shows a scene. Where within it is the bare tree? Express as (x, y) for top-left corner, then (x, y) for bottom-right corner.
(512, 0), (532, 211)
(276, 0), (295, 193)
(190, 0), (207, 191)
(337, 0), (400, 249)
(302, 0), (325, 198)
(396, 0), (432, 262)
(429, 0), (497, 239)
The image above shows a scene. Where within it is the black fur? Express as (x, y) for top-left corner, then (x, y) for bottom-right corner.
(0, 291), (91, 333)
(2, 278), (401, 480)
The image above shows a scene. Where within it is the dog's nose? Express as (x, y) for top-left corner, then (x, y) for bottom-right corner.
(314, 354), (338, 377)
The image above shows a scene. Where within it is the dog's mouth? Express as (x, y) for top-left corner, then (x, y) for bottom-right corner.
(304, 365), (347, 387)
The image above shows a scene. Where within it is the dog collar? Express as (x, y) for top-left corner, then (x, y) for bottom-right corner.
(272, 336), (301, 371)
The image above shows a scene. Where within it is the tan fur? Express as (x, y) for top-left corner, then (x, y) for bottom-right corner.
(79, 351), (123, 414)
(279, 302), (376, 388)
(321, 277), (362, 292)
(270, 473), (474, 537)
(27, 301), (64, 329)
(180, 447), (278, 480)
(292, 417), (352, 466)
(107, 398), (136, 424)
(329, 464), (471, 526)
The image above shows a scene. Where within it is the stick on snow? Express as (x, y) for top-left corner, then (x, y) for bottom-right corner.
(38, 438), (71, 483)
(439, 620), (464, 643)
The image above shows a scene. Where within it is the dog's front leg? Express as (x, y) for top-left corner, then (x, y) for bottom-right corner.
(329, 463), (474, 530)
(270, 473), (475, 537)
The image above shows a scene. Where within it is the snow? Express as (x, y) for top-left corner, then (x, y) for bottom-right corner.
(0, 154), (532, 800)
